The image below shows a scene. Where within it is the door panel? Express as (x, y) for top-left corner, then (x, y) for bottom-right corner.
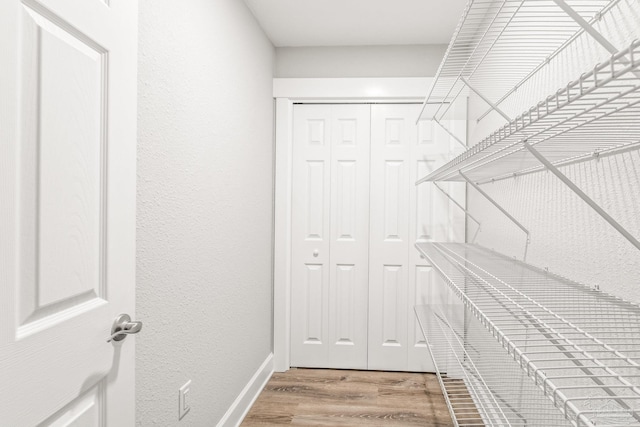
(291, 105), (331, 367)
(381, 265), (405, 347)
(291, 104), (370, 369)
(368, 105), (412, 370)
(0, 0), (137, 424)
(328, 105), (370, 369)
(369, 105), (464, 371)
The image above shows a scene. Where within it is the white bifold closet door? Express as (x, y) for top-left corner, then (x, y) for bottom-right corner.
(368, 104), (452, 372)
(291, 104), (371, 369)
(290, 103), (460, 372)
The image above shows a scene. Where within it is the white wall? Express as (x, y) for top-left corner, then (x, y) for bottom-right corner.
(466, 0), (640, 304)
(275, 44), (447, 78)
(136, 0), (275, 425)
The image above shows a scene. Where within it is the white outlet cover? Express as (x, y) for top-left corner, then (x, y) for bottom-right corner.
(179, 380), (191, 420)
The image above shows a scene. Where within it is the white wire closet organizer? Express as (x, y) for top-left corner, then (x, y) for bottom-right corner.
(416, 242), (640, 427)
(417, 38), (640, 184)
(413, 0), (640, 424)
(417, 0), (620, 124)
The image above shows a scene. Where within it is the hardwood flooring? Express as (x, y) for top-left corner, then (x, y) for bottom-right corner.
(241, 368), (454, 426)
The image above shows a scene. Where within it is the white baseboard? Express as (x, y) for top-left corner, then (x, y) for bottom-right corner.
(216, 353), (274, 427)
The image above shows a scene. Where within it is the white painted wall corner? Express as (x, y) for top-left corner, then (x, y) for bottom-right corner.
(216, 353), (274, 427)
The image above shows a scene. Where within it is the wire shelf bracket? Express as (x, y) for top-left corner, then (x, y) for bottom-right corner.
(459, 170), (530, 260)
(434, 118), (468, 151)
(433, 182), (481, 244)
(523, 141), (640, 252)
(460, 76), (512, 123)
(552, 0), (617, 54)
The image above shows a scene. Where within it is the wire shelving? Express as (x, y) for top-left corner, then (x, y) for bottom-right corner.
(417, 0), (617, 123)
(416, 242), (640, 427)
(417, 38), (640, 184)
(413, 0), (640, 424)
(416, 304), (575, 426)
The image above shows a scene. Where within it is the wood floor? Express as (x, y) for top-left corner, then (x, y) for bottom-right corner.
(241, 368), (454, 426)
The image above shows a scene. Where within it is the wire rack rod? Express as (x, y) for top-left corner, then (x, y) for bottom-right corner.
(416, 242), (640, 426)
(418, 39), (640, 183)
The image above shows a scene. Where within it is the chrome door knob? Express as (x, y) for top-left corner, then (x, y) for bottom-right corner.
(107, 314), (143, 343)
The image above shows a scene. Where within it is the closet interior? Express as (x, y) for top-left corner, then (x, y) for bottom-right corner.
(413, 0), (640, 426)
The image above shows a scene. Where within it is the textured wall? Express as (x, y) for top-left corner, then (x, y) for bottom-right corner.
(136, 0), (275, 425)
(275, 44), (447, 78)
(466, 0), (640, 303)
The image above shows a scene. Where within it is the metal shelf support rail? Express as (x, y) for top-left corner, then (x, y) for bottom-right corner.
(523, 141), (640, 252)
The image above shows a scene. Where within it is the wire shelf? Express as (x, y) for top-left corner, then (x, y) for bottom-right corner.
(416, 304), (572, 426)
(416, 242), (640, 427)
(418, 0), (616, 123)
(417, 39), (640, 183)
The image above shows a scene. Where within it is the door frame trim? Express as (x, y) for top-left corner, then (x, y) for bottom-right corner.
(273, 77), (433, 372)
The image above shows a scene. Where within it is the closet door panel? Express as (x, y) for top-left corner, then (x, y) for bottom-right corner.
(291, 104), (370, 369)
(328, 105), (370, 369)
(291, 105), (332, 367)
(368, 105), (412, 370)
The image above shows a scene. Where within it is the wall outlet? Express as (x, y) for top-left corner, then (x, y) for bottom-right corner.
(179, 380), (191, 420)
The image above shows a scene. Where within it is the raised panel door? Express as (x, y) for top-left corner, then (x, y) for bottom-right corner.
(291, 104), (370, 369)
(291, 105), (332, 367)
(328, 106), (370, 369)
(0, 0), (137, 424)
(368, 105), (412, 370)
(369, 104), (464, 372)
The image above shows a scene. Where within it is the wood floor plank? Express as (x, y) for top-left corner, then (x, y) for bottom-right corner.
(241, 369), (455, 426)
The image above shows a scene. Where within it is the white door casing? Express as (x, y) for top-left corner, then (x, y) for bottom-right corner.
(0, 0), (137, 425)
(290, 104), (371, 369)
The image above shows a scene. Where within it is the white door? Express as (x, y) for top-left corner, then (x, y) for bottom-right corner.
(368, 104), (464, 372)
(0, 0), (137, 425)
(290, 104), (371, 369)
(290, 103), (463, 372)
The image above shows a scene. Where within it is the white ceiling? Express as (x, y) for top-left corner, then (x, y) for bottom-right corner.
(243, 0), (467, 47)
